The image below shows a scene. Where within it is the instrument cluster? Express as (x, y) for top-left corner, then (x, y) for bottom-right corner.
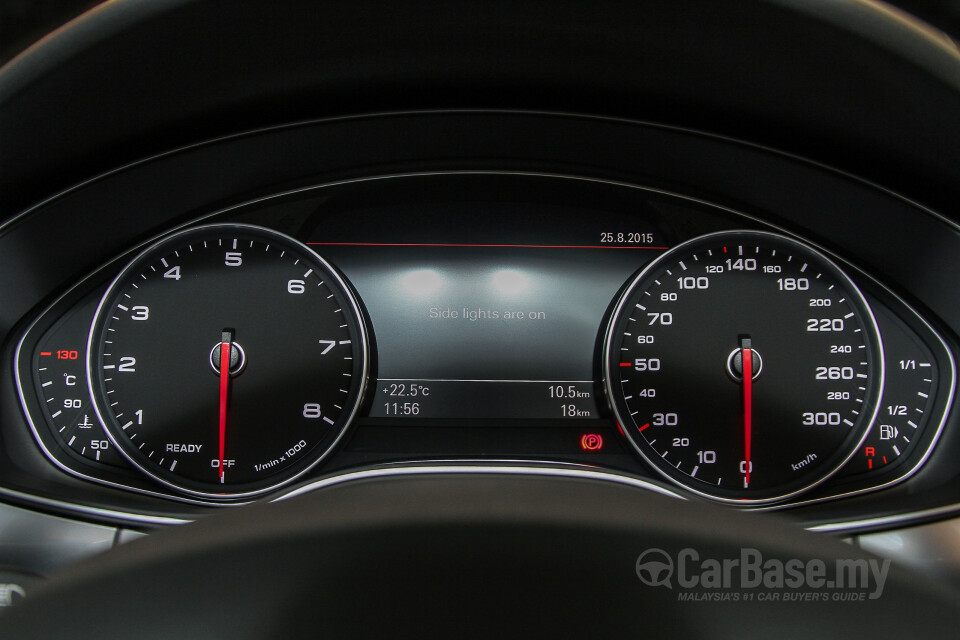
(14, 173), (956, 507)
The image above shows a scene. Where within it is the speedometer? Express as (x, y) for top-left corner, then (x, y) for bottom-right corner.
(604, 230), (883, 503)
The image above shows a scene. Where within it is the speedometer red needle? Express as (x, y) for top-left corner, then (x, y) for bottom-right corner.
(741, 338), (753, 487)
(218, 330), (233, 483)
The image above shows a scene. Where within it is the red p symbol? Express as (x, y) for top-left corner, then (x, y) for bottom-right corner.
(580, 433), (603, 451)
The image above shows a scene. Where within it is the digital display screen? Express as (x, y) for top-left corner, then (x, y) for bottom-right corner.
(309, 195), (669, 421)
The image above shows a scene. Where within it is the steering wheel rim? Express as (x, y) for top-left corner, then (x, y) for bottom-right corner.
(1, 469), (957, 637)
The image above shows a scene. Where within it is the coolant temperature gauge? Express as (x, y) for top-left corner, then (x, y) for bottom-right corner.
(27, 297), (126, 467)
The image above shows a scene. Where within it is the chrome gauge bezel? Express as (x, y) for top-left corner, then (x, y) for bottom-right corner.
(603, 229), (886, 505)
(85, 223), (370, 500)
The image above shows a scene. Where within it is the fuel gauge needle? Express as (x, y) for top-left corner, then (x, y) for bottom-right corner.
(741, 336), (753, 488)
(218, 330), (233, 484)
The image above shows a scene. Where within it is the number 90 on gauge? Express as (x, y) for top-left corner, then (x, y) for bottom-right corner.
(604, 230), (884, 504)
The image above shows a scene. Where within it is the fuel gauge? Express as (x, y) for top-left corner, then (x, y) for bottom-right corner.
(843, 302), (942, 476)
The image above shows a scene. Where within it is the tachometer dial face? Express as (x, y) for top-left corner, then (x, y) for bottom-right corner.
(88, 224), (368, 499)
(604, 230), (883, 503)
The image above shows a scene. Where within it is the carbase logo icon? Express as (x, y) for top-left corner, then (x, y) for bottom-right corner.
(635, 548), (674, 588)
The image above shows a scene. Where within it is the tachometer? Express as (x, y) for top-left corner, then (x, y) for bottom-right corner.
(88, 224), (368, 499)
(604, 230), (883, 503)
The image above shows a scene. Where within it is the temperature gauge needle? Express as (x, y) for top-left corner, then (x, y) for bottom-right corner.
(741, 336), (753, 487)
(218, 330), (233, 483)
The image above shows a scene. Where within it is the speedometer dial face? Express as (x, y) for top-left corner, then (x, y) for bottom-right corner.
(88, 224), (368, 499)
(604, 230), (884, 503)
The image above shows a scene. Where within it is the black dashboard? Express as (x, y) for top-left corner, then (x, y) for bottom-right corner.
(8, 166), (957, 516)
(3, 111), (959, 529)
(1, 1), (960, 634)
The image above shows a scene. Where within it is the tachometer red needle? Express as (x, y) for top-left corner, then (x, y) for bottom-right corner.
(741, 339), (753, 487)
(218, 330), (232, 483)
